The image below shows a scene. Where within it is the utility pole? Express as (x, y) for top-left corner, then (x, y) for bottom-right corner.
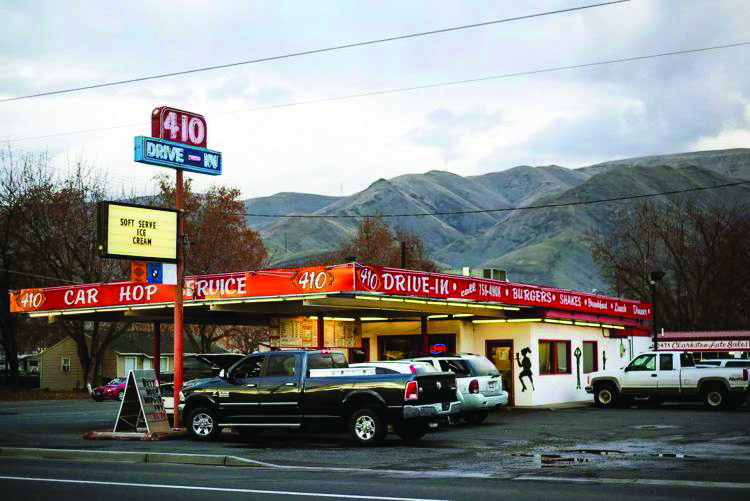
(650, 270), (665, 350)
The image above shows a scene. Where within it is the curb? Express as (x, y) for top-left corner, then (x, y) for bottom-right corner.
(83, 429), (187, 441)
(0, 447), (269, 468)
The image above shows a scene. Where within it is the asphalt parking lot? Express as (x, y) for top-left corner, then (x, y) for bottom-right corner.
(1, 398), (749, 484)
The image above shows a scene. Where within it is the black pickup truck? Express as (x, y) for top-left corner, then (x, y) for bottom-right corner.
(179, 350), (462, 445)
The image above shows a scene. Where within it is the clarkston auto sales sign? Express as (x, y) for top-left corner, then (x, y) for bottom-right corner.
(10, 264), (652, 321)
(658, 340), (750, 351)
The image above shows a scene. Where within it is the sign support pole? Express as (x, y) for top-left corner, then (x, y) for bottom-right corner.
(173, 169), (185, 427)
(153, 321), (161, 382)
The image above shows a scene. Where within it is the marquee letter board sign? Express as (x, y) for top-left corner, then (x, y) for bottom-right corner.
(114, 369), (170, 433)
(97, 201), (178, 263)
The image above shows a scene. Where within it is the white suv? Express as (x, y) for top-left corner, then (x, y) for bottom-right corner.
(410, 354), (508, 424)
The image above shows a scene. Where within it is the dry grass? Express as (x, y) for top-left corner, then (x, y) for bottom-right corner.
(0, 388), (91, 401)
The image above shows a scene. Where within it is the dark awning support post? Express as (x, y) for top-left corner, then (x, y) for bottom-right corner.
(153, 321), (161, 381)
(421, 316), (428, 356)
(317, 315), (325, 349)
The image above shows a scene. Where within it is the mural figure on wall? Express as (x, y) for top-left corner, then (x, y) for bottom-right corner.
(574, 347), (582, 389)
(515, 347), (534, 392)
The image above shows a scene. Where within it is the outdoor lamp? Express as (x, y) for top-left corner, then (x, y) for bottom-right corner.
(650, 270), (665, 349)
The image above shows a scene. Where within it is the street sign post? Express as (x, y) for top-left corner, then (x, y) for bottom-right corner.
(136, 106), (222, 428)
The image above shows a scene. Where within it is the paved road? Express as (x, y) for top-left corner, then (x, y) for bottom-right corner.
(2, 457), (749, 501)
(1, 399), (750, 487)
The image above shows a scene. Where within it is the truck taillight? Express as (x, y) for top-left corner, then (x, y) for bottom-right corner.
(469, 379), (479, 394)
(405, 381), (419, 401)
(743, 368), (749, 382)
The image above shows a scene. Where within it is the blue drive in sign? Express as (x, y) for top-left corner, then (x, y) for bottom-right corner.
(134, 136), (222, 176)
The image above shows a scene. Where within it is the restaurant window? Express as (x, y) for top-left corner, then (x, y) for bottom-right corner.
(378, 334), (456, 360)
(583, 341), (598, 373)
(538, 340), (571, 375)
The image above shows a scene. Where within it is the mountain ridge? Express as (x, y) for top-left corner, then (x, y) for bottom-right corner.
(244, 148), (750, 292)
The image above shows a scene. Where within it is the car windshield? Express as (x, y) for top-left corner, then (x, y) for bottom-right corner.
(466, 357), (500, 376)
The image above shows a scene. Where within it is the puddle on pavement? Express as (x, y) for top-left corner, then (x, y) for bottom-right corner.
(510, 449), (695, 468)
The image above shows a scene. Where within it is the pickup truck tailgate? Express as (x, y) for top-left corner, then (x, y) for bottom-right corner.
(414, 373), (458, 405)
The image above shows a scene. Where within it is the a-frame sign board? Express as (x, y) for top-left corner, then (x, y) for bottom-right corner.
(114, 369), (170, 433)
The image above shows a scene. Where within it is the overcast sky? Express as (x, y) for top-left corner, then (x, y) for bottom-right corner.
(1, 0), (749, 199)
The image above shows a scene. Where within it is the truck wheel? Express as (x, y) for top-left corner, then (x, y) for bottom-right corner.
(594, 383), (619, 408)
(462, 411), (489, 424)
(702, 386), (727, 410)
(349, 408), (385, 446)
(187, 406), (221, 440)
(397, 422), (429, 442)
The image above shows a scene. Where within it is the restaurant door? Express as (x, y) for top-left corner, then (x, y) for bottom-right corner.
(486, 340), (514, 405)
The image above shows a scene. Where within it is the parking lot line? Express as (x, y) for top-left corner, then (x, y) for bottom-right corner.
(0, 475), (453, 501)
(515, 475), (750, 490)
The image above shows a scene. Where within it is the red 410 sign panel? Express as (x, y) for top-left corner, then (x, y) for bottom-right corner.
(151, 107), (207, 148)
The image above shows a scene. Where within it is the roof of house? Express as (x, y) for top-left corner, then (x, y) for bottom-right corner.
(108, 330), (227, 356)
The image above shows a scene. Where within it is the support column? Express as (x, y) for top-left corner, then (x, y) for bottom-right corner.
(173, 169), (185, 427)
(317, 315), (325, 349)
(421, 316), (429, 356)
(153, 321), (161, 381)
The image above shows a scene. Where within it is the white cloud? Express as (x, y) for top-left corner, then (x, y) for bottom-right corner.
(1, 0), (749, 199)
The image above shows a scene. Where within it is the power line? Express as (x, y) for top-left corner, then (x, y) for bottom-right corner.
(0, 1), (628, 104)
(236, 179), (750, 219)
(2, 269), (83, 284)
(6, 40), (749, 145)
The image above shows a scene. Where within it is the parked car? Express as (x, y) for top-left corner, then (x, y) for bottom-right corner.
(179, 350), (462, 445)
(349, 361), (439, 375)
(696, 359), (750, 368)
(410, 353), (508, 424)
(91, 377), (127, 402)
(586, 351), (750, 409)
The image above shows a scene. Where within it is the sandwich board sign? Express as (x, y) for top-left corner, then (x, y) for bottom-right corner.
(114, 369), (170, 433)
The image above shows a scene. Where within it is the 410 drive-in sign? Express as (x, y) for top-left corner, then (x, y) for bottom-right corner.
(134, 106), (222, 176)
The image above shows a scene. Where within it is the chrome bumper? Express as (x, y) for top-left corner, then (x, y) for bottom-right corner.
(403, 400), (463, 419)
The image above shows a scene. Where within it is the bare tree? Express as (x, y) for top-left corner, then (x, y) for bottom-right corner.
(591, 200), (750, 331)
(2, 150), (131, 389)
(329, 216), (439, 272)
(221, 325), (271, 354)
(155, 174), (268, 352)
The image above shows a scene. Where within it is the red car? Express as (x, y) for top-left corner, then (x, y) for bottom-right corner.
(91, 377), (127, 402)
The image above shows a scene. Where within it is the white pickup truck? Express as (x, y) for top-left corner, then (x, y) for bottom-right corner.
(585, 351), (750, 409)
